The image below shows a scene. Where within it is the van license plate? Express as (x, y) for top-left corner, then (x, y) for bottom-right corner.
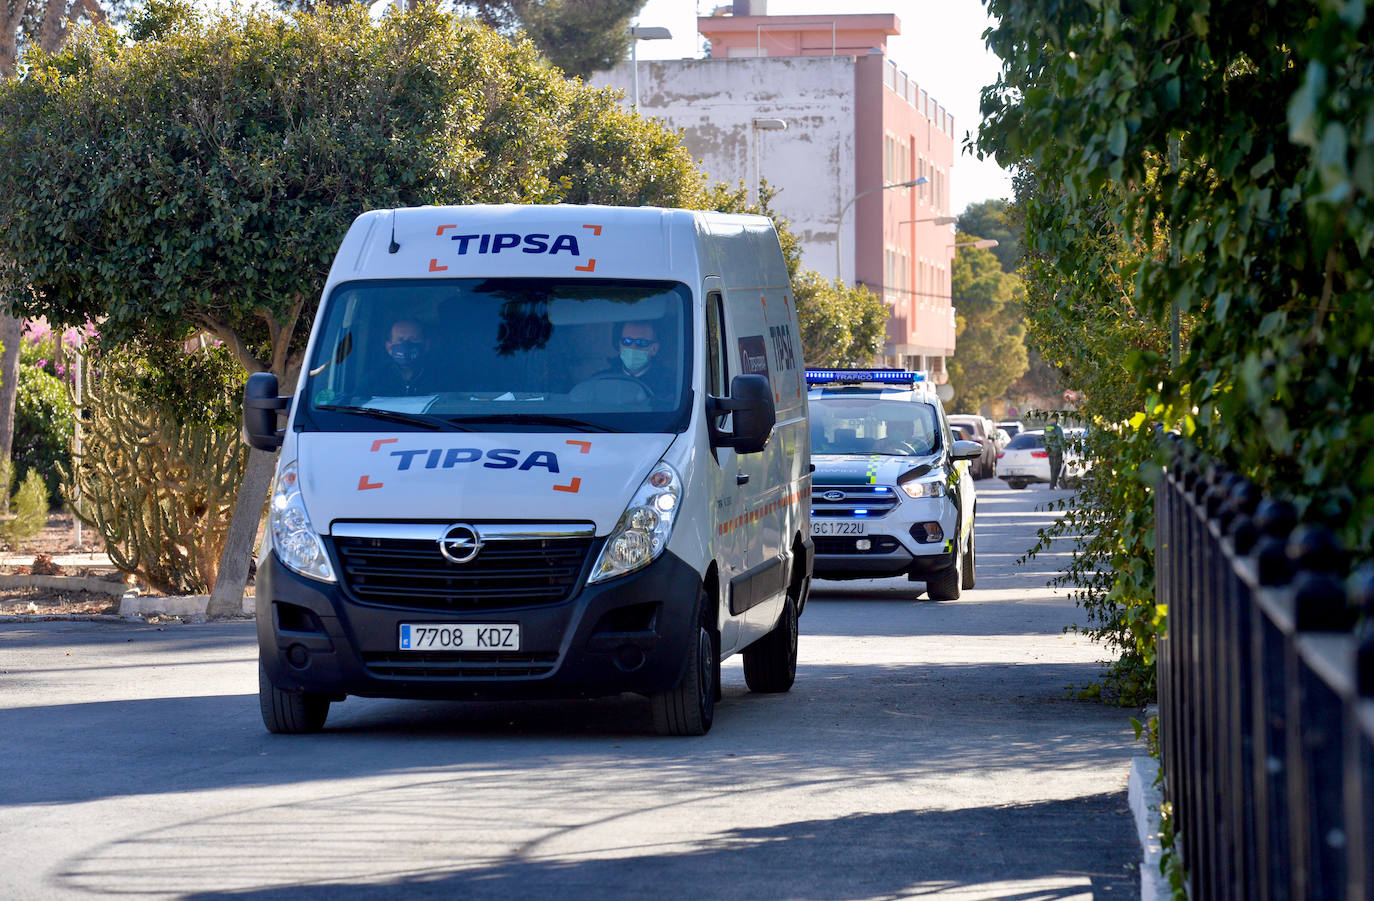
(398, 624), (520, 651)
(812, 520), (867, 536)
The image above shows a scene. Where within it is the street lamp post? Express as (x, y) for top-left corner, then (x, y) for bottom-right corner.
(835, 176), (927, 284)
(628, 26), (672, 109)
(751, 117), (786, 206)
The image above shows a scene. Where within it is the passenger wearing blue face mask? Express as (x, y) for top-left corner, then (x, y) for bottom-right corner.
(376, 318), (434, 396)
(592, 320), (674, 401)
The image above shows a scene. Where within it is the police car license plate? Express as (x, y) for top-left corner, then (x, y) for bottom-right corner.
(398, 623), (520, 651)
(811, 520), (867, 536)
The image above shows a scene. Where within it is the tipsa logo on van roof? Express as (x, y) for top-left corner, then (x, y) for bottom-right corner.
(427, 223), (603, 274)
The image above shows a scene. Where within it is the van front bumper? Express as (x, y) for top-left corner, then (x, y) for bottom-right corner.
(256, 548), (703, 701)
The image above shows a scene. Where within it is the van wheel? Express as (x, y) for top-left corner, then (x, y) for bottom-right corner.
(743, 591), (798, 693)
(926, 535), (963, 601)
(259, 661), (330, 734)
(961, 525), (977, 590)
(651, 595), (715, 736)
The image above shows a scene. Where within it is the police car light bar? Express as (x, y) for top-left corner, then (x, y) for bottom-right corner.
(805, 369), (927, 385)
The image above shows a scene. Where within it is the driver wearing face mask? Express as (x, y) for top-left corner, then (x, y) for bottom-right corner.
(599, 321), (674, 400)
(376, 318), (434, 396)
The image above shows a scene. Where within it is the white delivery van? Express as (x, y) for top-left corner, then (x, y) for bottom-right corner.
(242, 204), (812, 736)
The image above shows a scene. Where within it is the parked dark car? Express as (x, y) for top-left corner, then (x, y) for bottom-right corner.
(947, 414), (997, 479)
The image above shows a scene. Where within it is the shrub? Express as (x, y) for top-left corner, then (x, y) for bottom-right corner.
(1, 469), (50, 548)
(13, 339), (75, 507)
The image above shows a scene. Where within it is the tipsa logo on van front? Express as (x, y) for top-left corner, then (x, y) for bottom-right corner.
(355, 438), (591, 494)
(427, 223), (602, 274)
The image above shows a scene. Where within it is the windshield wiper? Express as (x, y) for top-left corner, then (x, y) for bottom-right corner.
(446, 413), (612, 432)
(315, 404), (454, 430)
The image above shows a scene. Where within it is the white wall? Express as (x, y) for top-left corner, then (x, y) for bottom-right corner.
(592, 56), (857, 282)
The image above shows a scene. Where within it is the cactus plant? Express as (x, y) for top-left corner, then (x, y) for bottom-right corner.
(60, 355), (249, 595)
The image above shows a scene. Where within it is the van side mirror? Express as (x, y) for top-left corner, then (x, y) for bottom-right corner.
(708, 374), (776, 454)
(242, 372), (290, 451)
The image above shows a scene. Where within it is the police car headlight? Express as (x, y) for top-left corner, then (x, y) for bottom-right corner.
(899, 476), (947, 499)
(270, 462), (336, 583)
(590, 462), (681, 583)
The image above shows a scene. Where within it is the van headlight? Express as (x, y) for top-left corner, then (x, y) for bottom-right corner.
(589, 462), (681, 583)
(270, 462), (336, 582)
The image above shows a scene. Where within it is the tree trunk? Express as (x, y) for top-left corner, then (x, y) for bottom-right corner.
(0, 313), (24, 513)
(205, 446), (276, 618)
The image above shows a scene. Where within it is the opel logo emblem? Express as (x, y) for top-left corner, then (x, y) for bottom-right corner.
(823, 490), (845, 501)
(438, 523), (482, 564)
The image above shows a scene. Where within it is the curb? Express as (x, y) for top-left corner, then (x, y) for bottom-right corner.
(118, 594), (254, 617)
(1128, 755), (1168, 901)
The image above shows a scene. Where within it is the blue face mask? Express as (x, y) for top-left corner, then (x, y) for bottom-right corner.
(389, 341), (424, 367)
(620, 347), (651, 372)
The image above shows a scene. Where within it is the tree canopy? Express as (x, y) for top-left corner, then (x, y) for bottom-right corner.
(459, 0), (644, 80)
(947, 242), (1027, 414)
(956, 199), (1018, 273)
(0, 1), (705, 384)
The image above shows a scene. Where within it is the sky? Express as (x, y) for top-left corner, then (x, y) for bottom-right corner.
(628, 0), (1014, 215)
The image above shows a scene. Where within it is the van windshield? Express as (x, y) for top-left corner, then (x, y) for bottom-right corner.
(299, 278), (694, 434)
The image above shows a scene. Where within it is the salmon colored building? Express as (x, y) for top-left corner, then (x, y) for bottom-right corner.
(595, 8), (959, 379)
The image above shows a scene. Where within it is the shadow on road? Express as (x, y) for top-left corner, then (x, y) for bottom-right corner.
(57, 793), (1136, 899)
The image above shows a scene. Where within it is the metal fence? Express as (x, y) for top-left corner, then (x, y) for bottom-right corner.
(1156, 439), (1374, 900)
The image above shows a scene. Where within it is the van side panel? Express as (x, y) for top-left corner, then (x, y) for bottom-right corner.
(703, 215), (810, 648)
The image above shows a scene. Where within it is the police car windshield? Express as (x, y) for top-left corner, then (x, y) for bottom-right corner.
(809, 396), (940, 456)
(300, 278), (693, 433)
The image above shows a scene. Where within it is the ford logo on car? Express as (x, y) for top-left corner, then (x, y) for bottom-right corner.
(823, 490), (846, 501)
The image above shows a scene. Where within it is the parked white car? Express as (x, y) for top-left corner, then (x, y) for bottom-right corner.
(996, 428), (1090, 489)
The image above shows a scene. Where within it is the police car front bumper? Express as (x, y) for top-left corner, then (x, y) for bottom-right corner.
(812, 496), (957, 580)
(256, 544), (704, 702)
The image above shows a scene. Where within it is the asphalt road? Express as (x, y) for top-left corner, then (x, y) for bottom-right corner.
(0, 480), (1141, 900)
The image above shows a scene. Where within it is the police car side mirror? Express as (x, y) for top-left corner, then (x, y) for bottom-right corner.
(708, 374), (776, 454)
(951, 439), (984, 462)
(242, 372), (290, 452)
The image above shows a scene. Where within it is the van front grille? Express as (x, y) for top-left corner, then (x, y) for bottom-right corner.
(332, 536), (593, 613)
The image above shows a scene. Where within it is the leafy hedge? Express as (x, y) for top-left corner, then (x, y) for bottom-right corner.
(978, 1), (1374, 702)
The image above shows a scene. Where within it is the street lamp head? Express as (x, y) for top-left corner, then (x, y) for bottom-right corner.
(629, 26), (672, 40)
(752, 117), (788, 131)
(899, 215), (958, 227)
(890, 176), (928, 189)
(951, 239), (1000, 250)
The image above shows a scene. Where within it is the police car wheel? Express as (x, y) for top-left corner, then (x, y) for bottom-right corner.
(926, 536), (963, 601)
(743, 591), (798, 693)
(961, 524), (977, 590)
(259, 661), (330, 734)
(650, 594), (715, 736)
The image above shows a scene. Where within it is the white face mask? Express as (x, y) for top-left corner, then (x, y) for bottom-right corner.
(620, 347), (651, 372)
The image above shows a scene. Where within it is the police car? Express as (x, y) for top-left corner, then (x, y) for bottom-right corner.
(806, 369), (983, 599)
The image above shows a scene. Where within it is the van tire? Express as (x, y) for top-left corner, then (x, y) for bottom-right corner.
(743, 591), (798, 693)
(259, 661), (330, 734)
(926, 535), (963, 601)
(651, 596), (715, 736)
